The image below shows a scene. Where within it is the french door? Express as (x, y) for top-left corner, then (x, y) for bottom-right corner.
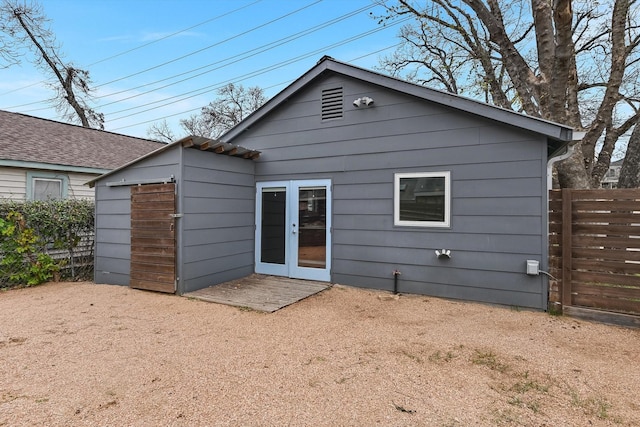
(255, 180), (331, 282)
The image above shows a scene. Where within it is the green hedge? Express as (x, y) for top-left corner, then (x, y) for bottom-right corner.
(0, 199), (94, 289)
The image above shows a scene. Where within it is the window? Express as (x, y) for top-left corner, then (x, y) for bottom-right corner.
(27, 172), (68, 201)
(394, 172), (451, 227)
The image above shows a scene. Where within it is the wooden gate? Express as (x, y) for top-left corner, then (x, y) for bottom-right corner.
(549, 188), (640, 324)
(130, 183), (176, 293)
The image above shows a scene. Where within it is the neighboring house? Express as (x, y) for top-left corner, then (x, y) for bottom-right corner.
(0, 110), (164, 200)
(600, 159), (623, 188)
(89, 56), (574, 310)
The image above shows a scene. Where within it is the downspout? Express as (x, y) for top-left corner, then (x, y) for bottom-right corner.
(175, 144), (185, 295)
(544, 132), (584, 310)
(547, 139), (579, 190)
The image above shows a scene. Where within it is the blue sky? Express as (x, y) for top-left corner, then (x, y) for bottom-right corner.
(0, 0), (404, 139)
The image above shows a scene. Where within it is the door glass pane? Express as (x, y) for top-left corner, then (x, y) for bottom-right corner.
(261, 187), (286, 264)
(297, 186), (326, 269)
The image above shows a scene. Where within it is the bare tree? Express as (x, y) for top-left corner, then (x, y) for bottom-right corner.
(147, 83), (267, 142)
(618, 124), (640, 187)
(179, 113), (219, 140)
(146, 119), (176, 143)
(0, 0), (103, 129)
(378, 0), (640, 188)
(183, 83), (267, 139)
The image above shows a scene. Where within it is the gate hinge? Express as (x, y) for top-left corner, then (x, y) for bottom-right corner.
(170, 213), (183, 218)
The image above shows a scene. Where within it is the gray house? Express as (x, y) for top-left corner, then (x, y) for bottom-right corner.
(89, 56), (574, 310)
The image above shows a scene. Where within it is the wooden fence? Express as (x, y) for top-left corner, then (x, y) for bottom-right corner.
(549, 189), (640, 325)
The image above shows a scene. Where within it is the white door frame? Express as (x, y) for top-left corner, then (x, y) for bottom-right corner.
(255, 179), (331, 282)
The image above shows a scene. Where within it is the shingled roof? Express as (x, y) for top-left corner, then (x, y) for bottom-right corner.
(0, 110), (165, 171)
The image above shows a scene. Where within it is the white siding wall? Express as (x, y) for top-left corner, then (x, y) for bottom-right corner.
(68, 172), (98, 199)
(0, 167), (26, 200)
(0, 167), (98, 200)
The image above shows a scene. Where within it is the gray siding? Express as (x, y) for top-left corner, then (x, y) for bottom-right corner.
(94, 145), (181, 286)
(179, 148), (255, 293)
(233, 74), (549, 309)
(94, 145), (256, 294)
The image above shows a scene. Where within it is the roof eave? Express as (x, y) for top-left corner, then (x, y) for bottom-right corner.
(85, 136), (261, 188)
(86, 140), (180, 188)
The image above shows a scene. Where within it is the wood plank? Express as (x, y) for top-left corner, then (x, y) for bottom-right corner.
(131, 262), (174, 275)
(131, 237), (176, 246)
(572, 258), (640, 275)
(131, 193), (175, 206)
(548, 189), (562, 202)
(131, 209), (174, 224)
(573, 224), (640, 236)
(130, 278), (175, 293)
(561, 188), (572, 309)
(130, 195), (174, 204)
(569, 188), (640, 200)
(131, 270), (175, 284)
(184, 274), (330, 312)
(131, 253), (175, 266)
(572, 212), (640, 223)
(572, 247), (640, 262)
(573, 200), (640, 211)
(130, 245), (175, 256)
(131, 200), (175, 210)
(572, 235), (640, 250)
(572, 281), (640, 300)
(131, 210), (174, 220)
(131, 229), (174, 239)
(571, 270), (640, 287)
(131, 183), (175, 194)
(131, 219), (174, 230)
(572, 294), (640, 315)
(549, 223), (562, 233)
(563, 306), (640, 328)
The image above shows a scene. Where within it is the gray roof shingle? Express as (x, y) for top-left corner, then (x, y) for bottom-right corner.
(0, 110), (165, 170)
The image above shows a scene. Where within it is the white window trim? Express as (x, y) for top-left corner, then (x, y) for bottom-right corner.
(394, 171), (451, 228)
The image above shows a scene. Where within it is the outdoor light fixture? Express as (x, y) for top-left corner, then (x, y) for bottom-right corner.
(353, 96), (374, 108)
(435, 249), (451, 259)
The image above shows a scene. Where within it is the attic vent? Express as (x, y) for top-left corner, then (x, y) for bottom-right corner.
(321, 87), (343, 121)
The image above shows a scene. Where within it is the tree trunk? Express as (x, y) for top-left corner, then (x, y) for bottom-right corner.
(556, 142), (592, 189)
(618, 124), (640, 188)
(11, 6), (92, 128)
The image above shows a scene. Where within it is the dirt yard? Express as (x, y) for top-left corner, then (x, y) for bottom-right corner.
(1, 281), (638, 426)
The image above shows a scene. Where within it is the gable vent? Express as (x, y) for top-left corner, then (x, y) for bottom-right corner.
(321, 87), (343, 121)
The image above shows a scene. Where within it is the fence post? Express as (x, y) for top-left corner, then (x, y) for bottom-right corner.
(561, 188), (572, 310)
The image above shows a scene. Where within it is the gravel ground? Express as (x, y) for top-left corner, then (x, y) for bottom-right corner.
(1, 281), (639, 426)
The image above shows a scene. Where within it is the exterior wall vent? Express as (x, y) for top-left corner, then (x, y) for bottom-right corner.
(321, 87), (343, 121)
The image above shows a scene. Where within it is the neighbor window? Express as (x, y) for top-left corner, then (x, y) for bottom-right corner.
(27, 172), (68, 201)
(394, 172), (451, 227)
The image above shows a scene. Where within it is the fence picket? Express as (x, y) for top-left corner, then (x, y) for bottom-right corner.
(549, 188), (640, 319)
